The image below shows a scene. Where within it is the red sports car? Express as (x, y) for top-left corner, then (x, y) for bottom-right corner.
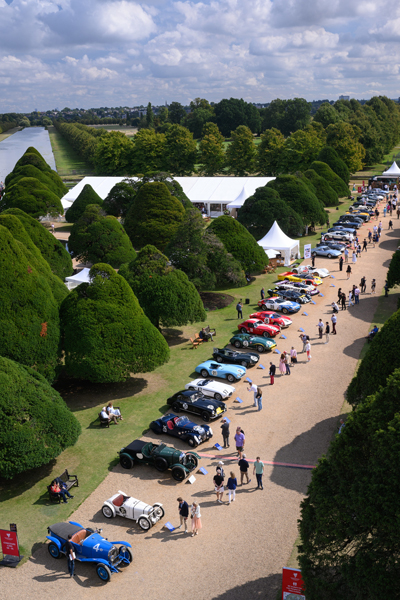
(238, 319), (280, 338)
(249, 311), (292, 328)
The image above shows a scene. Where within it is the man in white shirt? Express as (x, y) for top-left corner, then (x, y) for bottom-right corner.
(101, 407), (118, 424)
(247, 382), (258, 407)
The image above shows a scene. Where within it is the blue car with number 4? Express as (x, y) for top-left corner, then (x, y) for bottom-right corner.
(195, 360), (246, 382)
(47, 521), (132, 583)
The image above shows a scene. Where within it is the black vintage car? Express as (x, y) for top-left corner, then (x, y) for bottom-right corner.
(211, 347), (260, 368)
(268, 288), (311, 304)
(150, 414), (212, 447)
(167, 389), (227, 422)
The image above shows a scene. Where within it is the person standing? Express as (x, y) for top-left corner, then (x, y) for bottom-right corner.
(283, 353), (291, 375)
(255, 387), (263, 411)
(227, 472), (237, 504)
(236, 301), (243, 319)
(290, 347), (297, 364)
(340, 292), (347, 310)
(389, 219), (393, 230)
(337, 287), (342, 302)
(397, 205), (400, 219)
(311, 254), (316, 268)
(299, 333), (308, 353)
(261, 287), (265, 300)
(269, 362), (276, 385)
(305, 340), (312, 362)
(362, 239), (367, 252)
(331, 312), (337, 334)
(352, 251), (357, 264)
(247, 381), (258, 407)
(234, 427), (245, 459)
(238, 453), (251, 485)
(317, 319), (324, 339)
(346, 265), (352, 279)
(354, 286), (360, 304)
(339, 255), (344, 271)
(190, 502), (202, 536)
(177, 497), (189, 532)
(220, 418), (230, 448)
(357, 244), (361, 257)
(371, 278), (376, 294)
(213, 468), (224, 503)
(344, 247), (349, 263)
(384, 281), (389, 297)
(360, 276), (366, 293)
(65, 535), (75, 577)
(325, 322), (330, 343)
(253, 457), (264, 490)
(279, 354), (286, 375)
(348, 290), (354, 306)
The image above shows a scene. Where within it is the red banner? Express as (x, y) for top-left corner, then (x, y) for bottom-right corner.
(282, 567), (305, 599)
(0, 529), (20, 557)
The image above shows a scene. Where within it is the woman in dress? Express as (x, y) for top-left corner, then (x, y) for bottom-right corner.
(305, 341), (311, 362)
(279, 354), (286, 375)
(346, 265), (352, 279)
(352, 252), (357, 264)
(190, 502), (202, 536)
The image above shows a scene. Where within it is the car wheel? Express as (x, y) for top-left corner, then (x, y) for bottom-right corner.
(188, 386), (195, 390)
(214, 392), (222, 401)
(152, 505), (165, 519)
(327, 254), (332, 259)
(240, 328), (247, 334)
(227, 374), (235, 383)
(201, 369), (209, 378)
(96, 564), (111, 582)
(241, 360), (248, 367)
(171, 466), (186, 481)
(118, 546), (133, 564)
(257, 345), (264, 353)
(262, 332), (270, 338)
(187, 437), (197, 448)
(102, 505), (114, 519)
(242, 340), (249, 347)
(202, 412), (210, 422)
(154, 457), (169, 472)
(172, 402), (180, 413)
(216, 356), (223, 363)
(138, 516), (151, 531)
(233, 341), (241, 348)
(48, 543), (60, 559)
(282, 308), (289, 314)
(120, 454), (134, 470)
(186, 452), (199, 468)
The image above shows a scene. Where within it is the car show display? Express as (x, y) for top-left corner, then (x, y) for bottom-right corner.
(167, 389), (226, 420)
(259, 297), (301, 314)
(249, 310), (292, 328)
(194, 360), (246, 382)
(212, 347), (260, 367)
(150, 413), (213, 446)
(102, 492), (164, 530)
(311, 245), (342, 259)
(238, 318), (280, 337)
(228, 333), (277, 352)
(269, 288), (311, 304)
(185, 378), (235, 400)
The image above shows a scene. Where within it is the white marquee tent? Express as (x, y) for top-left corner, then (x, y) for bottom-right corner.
(257, 221), (300, 266)
(380, 161), (400, 178)
(64, 268), (91, 290)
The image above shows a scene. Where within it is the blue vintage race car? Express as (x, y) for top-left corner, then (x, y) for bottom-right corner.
(195, 360), (246, 382)
(150, 413), (213, 447)
(46, 521), (132, 583)
(260, 297), (300, 314)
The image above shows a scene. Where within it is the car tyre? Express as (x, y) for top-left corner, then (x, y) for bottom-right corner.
(48, 543), (60, 559)
(214, 392), (222, 401)
(282, 308), (289, 314)
(152, 506), (165, 519)
(201, 369), (209, 378)
(171, 466), (187, 481)
(240, 328), (247, 334)
(233, 341), (241, 348)
(187, 437), (198, 448)
(154, 457), (169, 472)
(172, 402), (180, 413)
(262, 332), (270, 338)
(96, 564), (111, 582)
(118, 546), (133, 564)
(138, 516), (151, 531)
(241, 360), (248, 367)
(256, 345), (264, 353)
(216, 356), (223, 363)
(202, 412), (210, 422)
(226, 374), (235, 383)
(102, 505), (114, 519)
(120, 454), (134, 470)
(186, 452), (199, 468)
(327, 254), (332, 259)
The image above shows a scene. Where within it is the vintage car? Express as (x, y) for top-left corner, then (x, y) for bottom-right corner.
(212, 346), (260, 367)
(277, 272), (323, 286)
(46, 521), (132, 582)
(250, 310), (292, 328)
(119, 439), (200, 481)
(311, 246), (342, 259)
(268, 288), (311, 304)
(259, 297), (300, 314)
(167, 389), (226, 421)
(150, 413), (213, 446)
(229, 333), (276, 352)
(296, 265), (330, 278)
(102, 491), (164, 530)
(195, 360), (246, 382)
(288, 281), (319, 295)
(185, 378), (235, 400)
(321, 231), (353, 243)
(273, 280), (306, 293)
(238, 318), (280, 337)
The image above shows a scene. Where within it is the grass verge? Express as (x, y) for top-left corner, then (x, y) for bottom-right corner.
(47, 126), (94, 178)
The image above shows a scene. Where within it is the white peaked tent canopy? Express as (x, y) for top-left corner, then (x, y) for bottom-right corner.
(381, 162), (400, 177)
(257, 221), (300, 266)
(64, 268), (91, 290)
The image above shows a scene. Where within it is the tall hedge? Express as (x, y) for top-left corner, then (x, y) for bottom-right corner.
(65, 184), (103, 223)
(304, 169), (339, 207)
(2, 208), (73, 278)
(5, 164), (67, 198)
(60, 264), (170, 382)
(0, 225), (61, 381)
(317, 146), (350, 184)
(310, 161), (350, 197)
(0, 357), (81, 479)
(267, 174), (326, 226)
(0, 177), (63, 219)
(208, 215), (269, 272)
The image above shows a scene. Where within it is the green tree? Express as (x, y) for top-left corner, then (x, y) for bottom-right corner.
(0, 177), (63, 219)
(158, 106), (169, 123)
(313, 102), (340, 128)
(262, 98), (311, 136)
(103, 180), (137, 218)
(2, 208), (73, 278)
(168, 101), (186, 124)
(120, 245), (206, 329)
(124, 181), (185, 250)
(317, 146), (350, 184)
(304, 169), (339, 207)
(208, 216), (268, 272)
(5, 164), (67, 198)
(279, 126), (324, 173)
(237, 186), (304, 239)
(60, 263), (170, 382)
(94, 131), (132, 175)
(267, 175), (326, 227)
(203, 230), (247, 288)
(164, 125), (197, 175)
(198, 122), (225, 175)
(184, 107), (215, 139)
(19, 116), (30, 127)
(310, 161), (350, 197)
(130, 129), (167, 174)
(257, 128), (285, 175)
(65, 183), (103, 223)
(326, 122), (366, 172)
(225, 125), (256, 175)
(146, 102), (154, 128)
(68, 205), (137, 268)
(214, 98), (261, 137)
(386, 249), (400, 290)
(0, 357), (81, 479)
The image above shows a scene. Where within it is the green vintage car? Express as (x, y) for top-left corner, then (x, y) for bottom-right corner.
(119, 439), (200, 482)
(229, 333), (277, 353)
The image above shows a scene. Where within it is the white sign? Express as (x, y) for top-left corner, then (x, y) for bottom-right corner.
(304, 244), (312, 259)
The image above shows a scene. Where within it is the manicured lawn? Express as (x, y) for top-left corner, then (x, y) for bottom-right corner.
(48, 127), (94, 177)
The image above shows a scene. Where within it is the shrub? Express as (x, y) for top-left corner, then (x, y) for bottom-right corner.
(310, 161), (350, 197)
(5, 164), (67, 198)
(386, 249), (400, 289)
(0, 177), (63, 219)
(0, 357), (80, 479)
(267, 174), (326, 226)
(65, 184), (103, 223)
(317, 146), (350, 184)
(304, 169), (339, 207)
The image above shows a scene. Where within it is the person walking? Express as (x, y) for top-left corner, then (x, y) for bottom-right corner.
(354, 286), (360, 304)
(238, 453), (251, 485)
(269, 362), (276, 385)
(190, 502), (202, 537)
(362, 239), (367, 252)
(248, 381), (258, 407)
(325, 322), (330, 343)
(371, 278), (376, 294)
(337, 287), (342, 302)
(339, 255), (344, 271)
(255, 387), (263, 411)
(234, 427), (245, 459)
(227, 472), (237, 504)
(311, 254), (316, 268)
(344, 247), (349, 263)
(177, 497), (189, 532)
(346, 265), (352, 279)
(213, 468), (225, 503)
(65, 535), (75, 577)
(384, 281), (389, 297)
(279, 354), (286, 375)
(261, 287), (265, 300)
(357, 244), (361, 257)
(305, 340), (312, 362)
(283, 352), (291, 375)
(253, 457), (264, 490)
(236, 301), (243, 319)
(383, 206), (387, 217)
(348, 290), (354, 306)
(389, 219), (393, 230)
(331, 312), (337, 334)
(220, 418), (230, 448)
(360, 276), (366, 293)
(340, 292), (347, 310)
(290, 346), (297, 364)
(317, 319), (324, 339)
(299, 333), (308, 353)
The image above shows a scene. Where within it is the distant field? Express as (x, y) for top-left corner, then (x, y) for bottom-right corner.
(48, 126), (94, 177)
(88, 124), (138, 136)
(0, 126), (20, 143)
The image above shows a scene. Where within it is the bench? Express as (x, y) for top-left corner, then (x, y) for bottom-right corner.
(189, 337), (201, 349)
(99, 411), (110, 427)
(48, 469), (79, 503)
(205, 325), (216, 337)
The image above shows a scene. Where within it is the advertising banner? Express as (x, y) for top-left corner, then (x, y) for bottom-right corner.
(0, 529), (20, 557)
(304, 244), (312, 260)
(282, 567), (305, 599)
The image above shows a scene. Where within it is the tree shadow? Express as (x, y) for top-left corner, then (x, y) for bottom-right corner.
(54, 376), (148, 411)
(0, 459), (57, 502)
(342, 336), (369, 359)
(161, 328), (189, 346)
(212, 574), (282, 600)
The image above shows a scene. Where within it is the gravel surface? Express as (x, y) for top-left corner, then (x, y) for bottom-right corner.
(1, 211), (397, 600)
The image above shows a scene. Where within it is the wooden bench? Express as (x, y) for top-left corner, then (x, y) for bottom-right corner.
(99, 411), (110, 427)
(189, 337), (201, 349)
(205, 325), (216, 338)
(47, 469), (79, 503)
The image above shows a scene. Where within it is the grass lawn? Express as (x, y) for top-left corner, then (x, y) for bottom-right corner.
(47, 127), (94, 178)
(358, 145), (400, 177)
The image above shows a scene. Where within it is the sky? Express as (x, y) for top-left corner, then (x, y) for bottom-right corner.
(1, 0), (400, 112)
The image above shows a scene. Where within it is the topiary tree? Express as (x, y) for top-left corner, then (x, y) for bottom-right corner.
(208, 215), (269, 272)
(11, 147), (52, 175)
(0, 177), (63, 219)
(299, 369), (400, 599)
(2, 208), (73, 278)
(65, 183), (103, 223)
(103, 180), (137, 218)
(267, 174), (326, 227)
(60, 263), (170, 382)
(237, 186), (304, 239)
(68, 204), (137, 268)
(5, 164), (67, 198)
(317, 146), (350, 184)
(119, 245), (206, 329)
(304, 169), (339, 207)
(124, 181), (185, 251)
(0, 224), (61, 381)
(0, 357), (81, 479)
(310, 161), (350, 197)
(346, 307), (400, 407)
(386, 249), (400, 290)
(204, 230), (247, 288)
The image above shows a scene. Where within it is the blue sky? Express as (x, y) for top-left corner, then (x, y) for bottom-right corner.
(1, 0), (399, 112)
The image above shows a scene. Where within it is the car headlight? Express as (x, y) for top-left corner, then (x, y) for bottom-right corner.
(208, 427), (213, 436)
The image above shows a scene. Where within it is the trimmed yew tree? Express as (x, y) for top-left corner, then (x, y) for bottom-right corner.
(65, 183), (103, 223)
(0, 177), (63, 218)
(0, 357), (81, 479)
(267, 174), (326, 227)
(310, 161), (350, 197)
(5, 164), (67, 198)
(119, 245), (206, 329)
(304, 169), (339, 207)
(317, 146), (350, 184)
(60, 264), (170, 382)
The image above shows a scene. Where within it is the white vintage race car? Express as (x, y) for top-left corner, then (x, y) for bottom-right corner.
(102, 491), (164, 531)
(185, 378), (235, 401)
(293, 265), (330, 278)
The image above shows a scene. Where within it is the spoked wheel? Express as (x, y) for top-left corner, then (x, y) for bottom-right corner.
(102, 505), (114, 519)
(96, 564), (111, 582)
(48, 543), (60, 559)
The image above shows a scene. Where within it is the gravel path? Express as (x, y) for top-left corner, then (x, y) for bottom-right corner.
(1, 211), (397, 600)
